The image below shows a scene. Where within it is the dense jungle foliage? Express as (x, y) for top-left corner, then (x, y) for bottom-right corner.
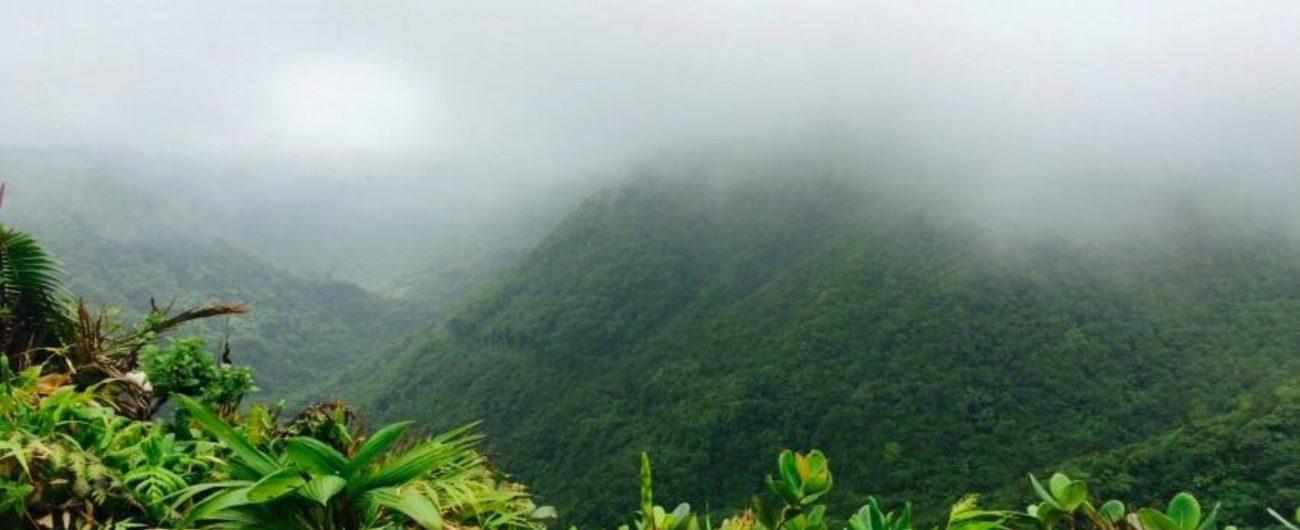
(7, 174), (1300, 530)
(8, 215), (1300, 530)
(348, 176), (1300, 528)
(0, 220), (551, 529)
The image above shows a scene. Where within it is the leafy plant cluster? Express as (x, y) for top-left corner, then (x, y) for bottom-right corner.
(0, 222), (550, 530)
(620, 449), (1277, 530)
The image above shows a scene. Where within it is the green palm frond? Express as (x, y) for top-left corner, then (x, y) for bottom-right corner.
(0, 225), (74, 359)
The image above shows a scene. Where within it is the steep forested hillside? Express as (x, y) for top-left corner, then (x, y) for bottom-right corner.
(351, 175), (1300, 527)
(0, 157), (430, 402)
(985, 384), (1300, 528)
(48, 224), (428, 403)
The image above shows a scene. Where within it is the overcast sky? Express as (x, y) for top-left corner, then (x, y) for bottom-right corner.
(1, 0), (1298, 216)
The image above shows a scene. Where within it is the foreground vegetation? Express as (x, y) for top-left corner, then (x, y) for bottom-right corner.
(4, 206), (1300, 530)
(0, 221), (546, 529)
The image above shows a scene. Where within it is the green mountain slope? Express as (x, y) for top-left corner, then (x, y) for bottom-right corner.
(991, 384), (1300, 528)
(0, 159), (429, 403)
(352, 176), (1300, 526)
(48, 224), (428, 403)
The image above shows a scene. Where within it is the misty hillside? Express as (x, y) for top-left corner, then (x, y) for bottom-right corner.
(7, 3), (1300, 530)
(0, 147), (564, 299)
(0, 162), (433, 402)
(348, 175), (1300, 526)
(56, 228), (427, 403)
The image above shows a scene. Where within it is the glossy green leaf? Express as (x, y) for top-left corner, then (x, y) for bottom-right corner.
(285, 437), (348, 475)
(1029, 474), (1062, 510)
(1048, 473), (1070, 500)
(246, 468), (306, 503)
(870, 501), (887, 530)
(182, 485), (254, 526)
(1167, 493), (1201, 530)
(849, 504), (873, 530)
(778, 451), (800, 490)
(368, 487), (443, 530)
(176, 395), (277, 477)
(298, 475), (347, 506)
(1099, 500), (1126, 523)
(345, 421), (412, 477)
(898, 502), (913, 530)
(1140, 508), (1183, 530)
(361, 439), (461, 490)
(803, 451), (830, 491)
(1058, 481), (1088, 511)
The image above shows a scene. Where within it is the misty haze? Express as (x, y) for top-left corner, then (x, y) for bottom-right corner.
(2, 2), (1299, 530)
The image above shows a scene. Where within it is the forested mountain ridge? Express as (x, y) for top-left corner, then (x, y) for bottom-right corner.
(351, 175), (1300, 527)
(47, 223), (430, 403)
(0, 159), (434, 403)
(7, 176), (1300, 530)
(0, 147), (570, 300)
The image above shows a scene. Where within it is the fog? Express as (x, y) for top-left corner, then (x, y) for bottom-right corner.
(2, 1), (1299, 280)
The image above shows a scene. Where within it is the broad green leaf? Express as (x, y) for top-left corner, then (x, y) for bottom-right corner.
(869, 500), (886, 530)
(1099, 500), (1126, 523)
(168, 480), (252, 515)
(369, 488), (443, 530)
(246, 468), (306, 503)
(1058, 481), (1088, 511)
(1034, 503), (1066, 528)
(345, 421), (412, 477)
(898, 502), (913, 530)
(532, 506), (558, 520)
(298, 475), (347, 506)
(361, 444), (452, 488)
(849, 505), (873, 530)
(1048, 473), (1070, 500)
(176, 395), (277, 477)
(804, 451), (831, 492)
(1028, 474), (1062, 510)
(360, 440), (461, 490)
(671, 503), (692, 526)
(1167, 493), (1201, 530)
(950, 520), (1006, 530)
(1140, 508), (1183, 530)
(778, 451), (801, 490)
(285, 437), (348, 475)
(183, 485), (254, 526)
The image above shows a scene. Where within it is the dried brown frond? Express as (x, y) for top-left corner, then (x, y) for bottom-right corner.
(148, 302), (248, 335)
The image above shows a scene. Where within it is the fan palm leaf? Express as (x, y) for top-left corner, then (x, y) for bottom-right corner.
(0, 225), (74, 364)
